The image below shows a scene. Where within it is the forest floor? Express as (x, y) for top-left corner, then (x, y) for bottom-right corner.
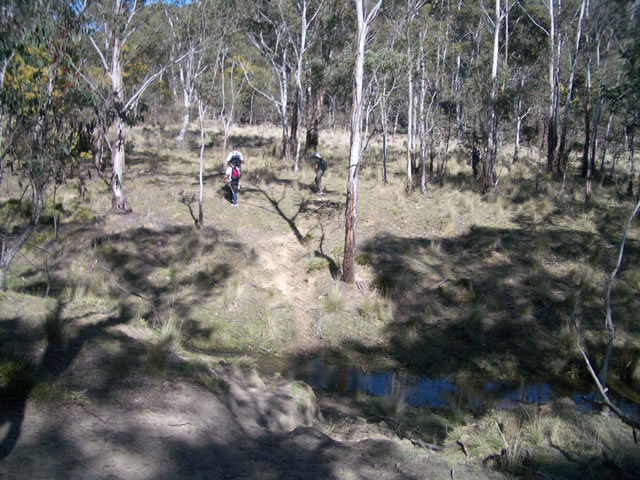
(1, 125), (639, 479)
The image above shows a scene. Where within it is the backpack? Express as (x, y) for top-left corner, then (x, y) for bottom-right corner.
(231, 154), (242, 168)
(231, 165), (241, 180)
(319, 158), (327, 171)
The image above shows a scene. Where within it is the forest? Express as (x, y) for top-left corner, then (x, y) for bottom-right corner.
(1, 1), (640, 479)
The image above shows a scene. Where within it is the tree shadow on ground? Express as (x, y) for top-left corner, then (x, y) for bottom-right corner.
(0, 301), (133, 462)
(352, 222), (638, 379)
(249, 181), (341, 278)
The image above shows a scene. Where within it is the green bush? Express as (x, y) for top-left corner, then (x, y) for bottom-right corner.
(355, 252), (372, 266)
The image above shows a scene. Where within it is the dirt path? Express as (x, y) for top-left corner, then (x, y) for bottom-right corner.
(255, 231), (324, 353)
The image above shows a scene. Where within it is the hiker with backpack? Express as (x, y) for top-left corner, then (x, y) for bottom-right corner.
(226, 145), (244, 186)
(224, 158), (242, 207)
(312, 151), (327, 194)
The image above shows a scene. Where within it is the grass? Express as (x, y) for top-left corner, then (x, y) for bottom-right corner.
(0, 357), (36, 402)
(321, 283), (348, 314)
(145, 311), (183, 375)
(1, 122), (639, 477)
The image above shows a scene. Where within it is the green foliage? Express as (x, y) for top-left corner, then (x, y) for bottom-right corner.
(71, 207), (96, 223)
(29, 383), (86, 405)
(355, 252), (373, 266)
(1, 2), (93, 288)
(307, 257), (328, 273)
(371, 273), (395, 297)
(0, 357), (36, 402)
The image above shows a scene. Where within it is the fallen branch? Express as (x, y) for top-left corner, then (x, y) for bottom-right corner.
(456, 439), (469, 458)
(429, 277), (450, 290)
(64, 401), (108, 424)
(570, 200), (640, 440)
(409, 438), (446, 451)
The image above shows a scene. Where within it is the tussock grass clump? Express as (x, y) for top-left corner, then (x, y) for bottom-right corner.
(208, 302), (295, 353)
(370, 273), (395, 297)
(306, 257), (328, 274)
(359, 294), (391, 324)
(355, 252), (372, 266)
(321, 283), (348, 314)
(222, 275), (245, 308)
(145, 313), (183, 375)
(371, 376), (408, 418)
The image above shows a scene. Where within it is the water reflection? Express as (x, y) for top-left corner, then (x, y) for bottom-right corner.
(292, 358), (640, 419)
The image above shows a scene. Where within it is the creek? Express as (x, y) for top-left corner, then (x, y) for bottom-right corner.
(291, 357), (640, 418)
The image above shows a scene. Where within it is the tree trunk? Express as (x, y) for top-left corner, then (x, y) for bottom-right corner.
(176, 64), (190, 142)
(342, 0), (382, 284)
(305, 86), (323, 152)
(599, 112), (614, 179)
(406, 40), (414, 194)
(198, 99), (206, 229)
(419, 32), (427, 195)
(379, 86), (388, 185)
(558, 0), (586, 175)
(483, 0), (501, 193)
(109, 4), (131, 214)
(627, 126), (635, 197)
(513, 76), (525, 163)
(111, 117), (132, 213)
(546, 0), (560, 173)
(0, 53), (13, 187)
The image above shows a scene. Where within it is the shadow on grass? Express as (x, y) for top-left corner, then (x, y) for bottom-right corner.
(360, 222), (637, 375)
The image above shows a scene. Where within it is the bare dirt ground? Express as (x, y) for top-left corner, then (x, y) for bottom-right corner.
(0, 359), (509, 480)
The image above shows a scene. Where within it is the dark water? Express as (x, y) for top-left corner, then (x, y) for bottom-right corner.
(292, 358), (640, 419)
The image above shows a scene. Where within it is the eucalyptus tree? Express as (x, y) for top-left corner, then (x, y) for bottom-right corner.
(284, 0), (324, 172)
(516, 0), (563, 173)
(554, 0), (586, 180)
(372, 45), (405, 185)
(304, 0), (351, 150)
(0, 1), (92, 289)
(402, 1), (428, 194)
(342, 0), (383, 284)
(79, 0), (179, 213)
(220, 57), (246, 162)
(483, 0), (506, 192)
(164, 0), (216, 143)
(614, 0), (640, 197)
(245, 0), (295, 163)
(508, 4), (547, 163)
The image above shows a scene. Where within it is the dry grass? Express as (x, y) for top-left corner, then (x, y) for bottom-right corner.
(2, 122), (640, 477)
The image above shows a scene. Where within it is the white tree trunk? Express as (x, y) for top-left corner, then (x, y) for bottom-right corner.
(176, 58), (191, 142)
(109, 18), (131, 213)
(198, 99), (206, 229)
(484, 0), (501, 192)
(342, 0), (382, 284)
(406, 41), (414, 193)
